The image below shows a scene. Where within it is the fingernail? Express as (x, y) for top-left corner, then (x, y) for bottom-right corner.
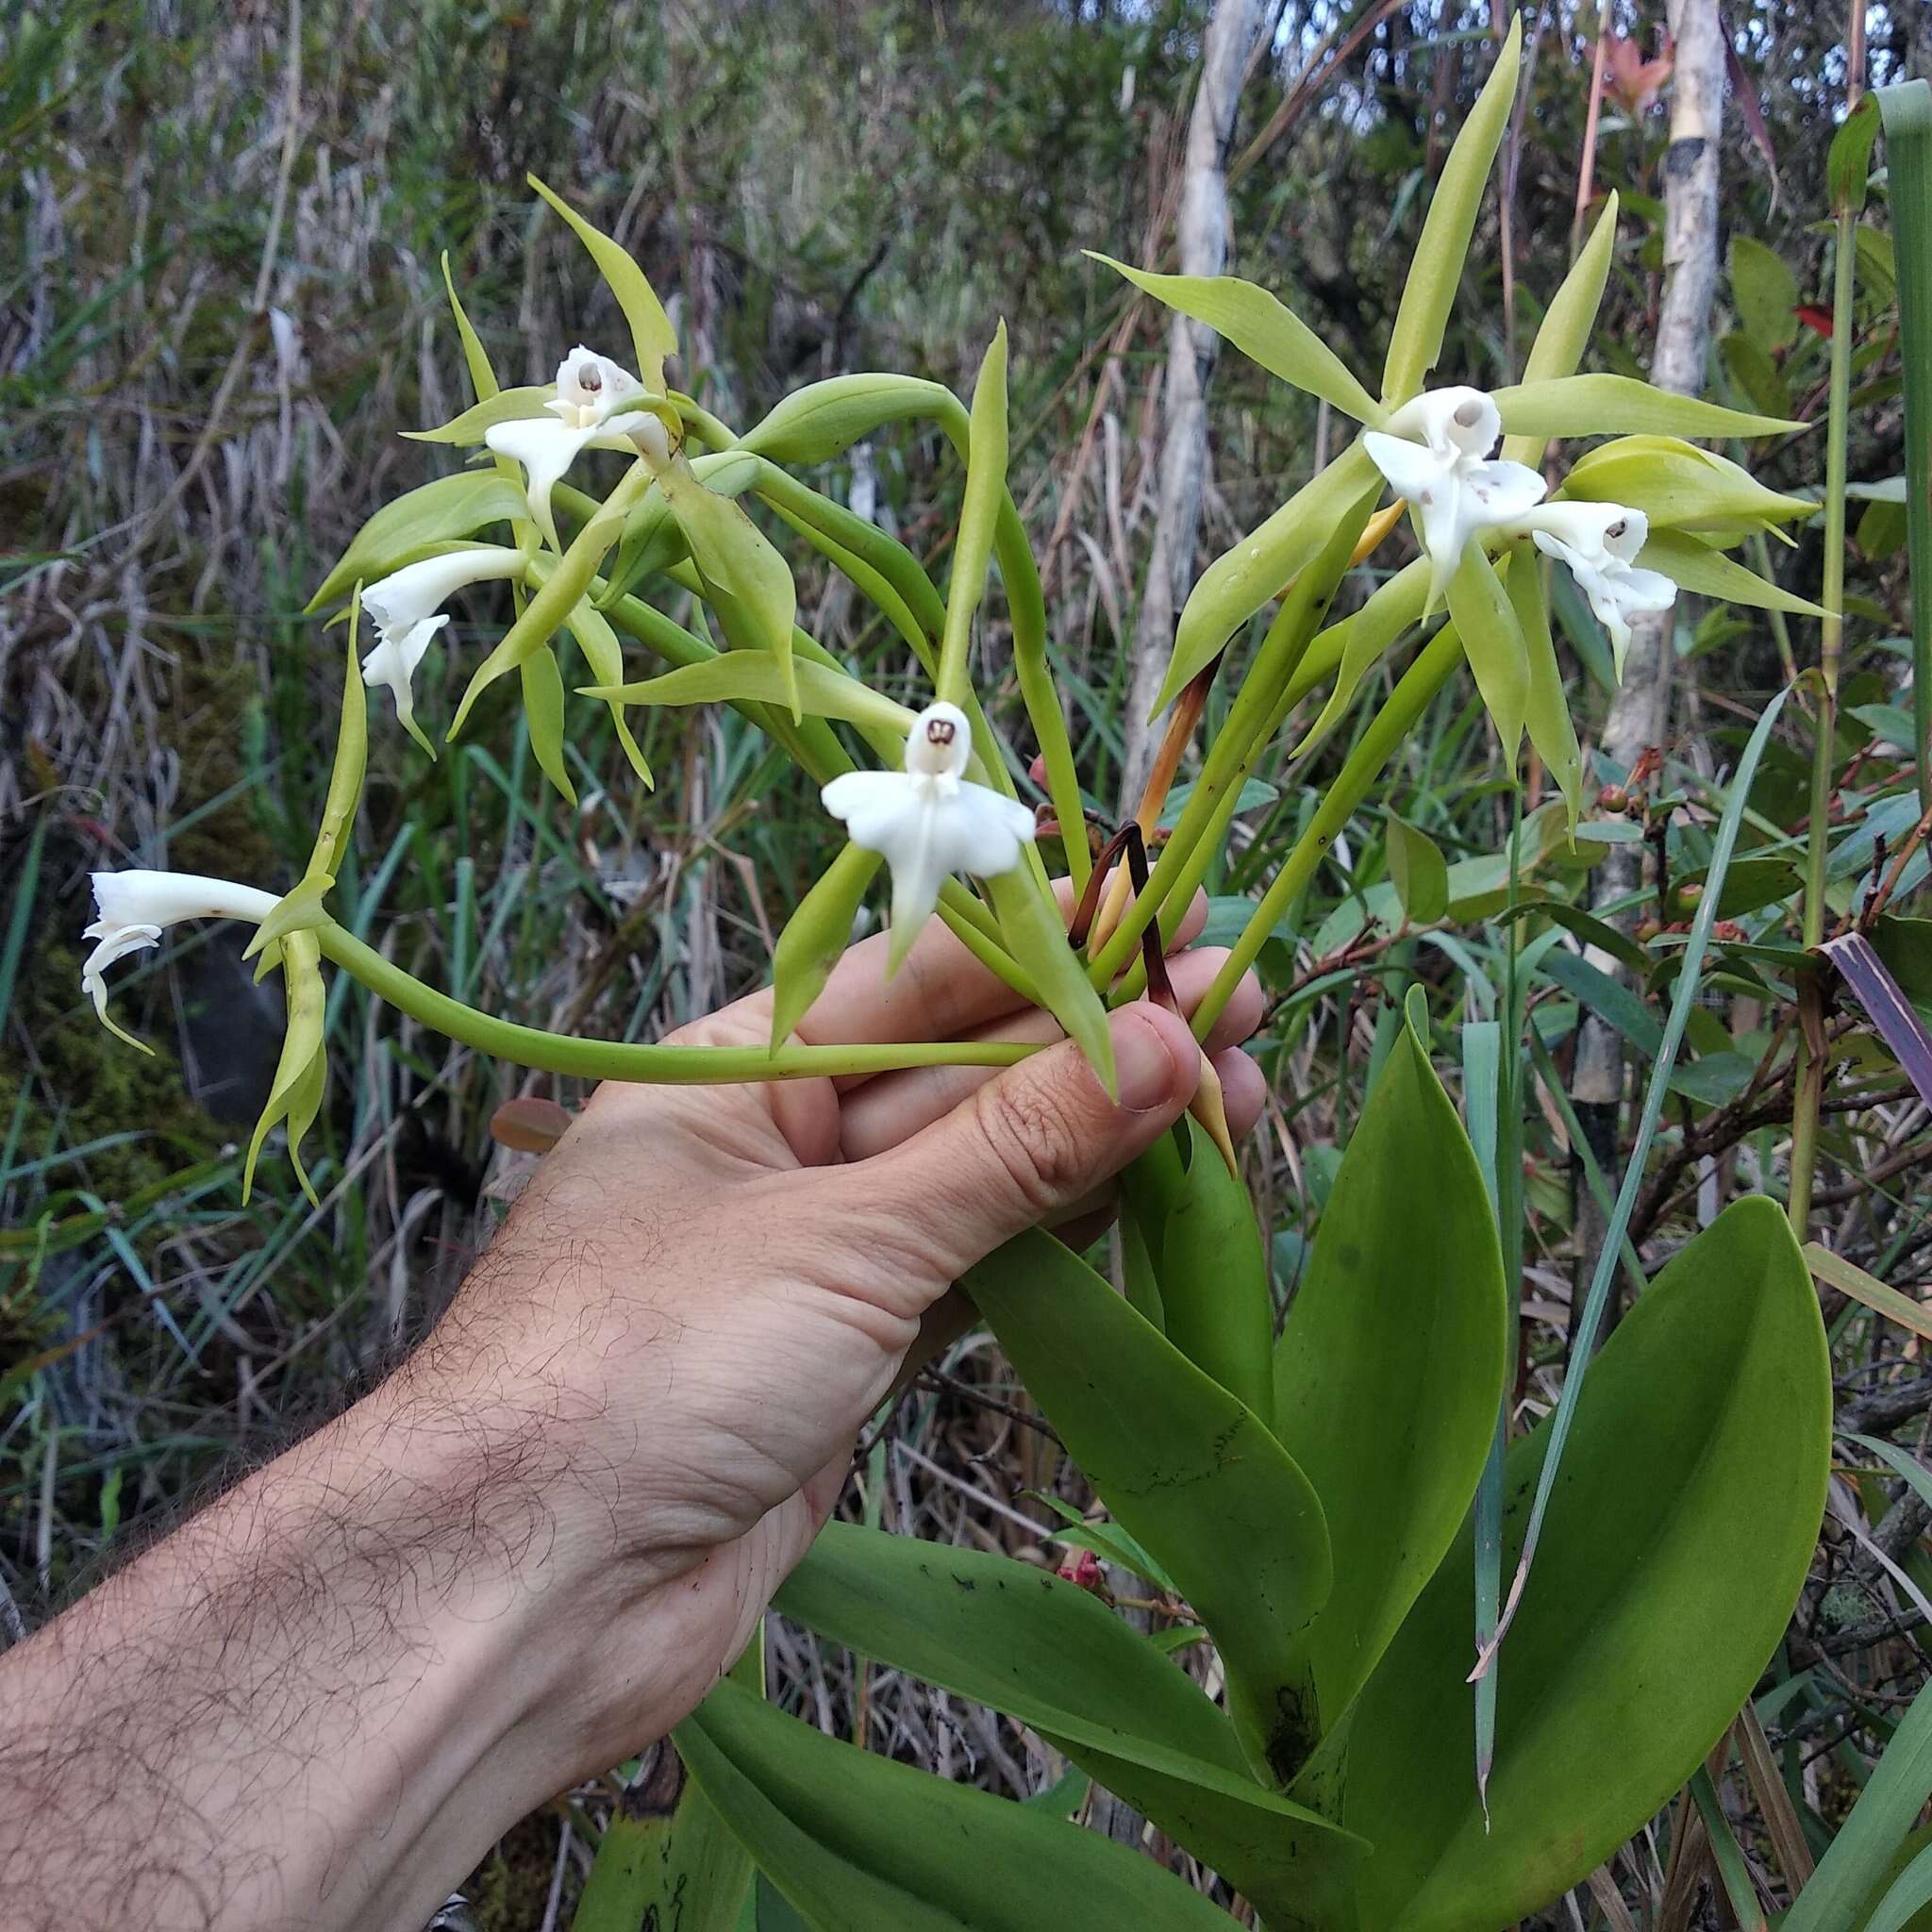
(1113, 1008), (1180, 1111)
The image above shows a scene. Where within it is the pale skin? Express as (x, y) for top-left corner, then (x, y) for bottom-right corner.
(0, 894), (1266, 1932)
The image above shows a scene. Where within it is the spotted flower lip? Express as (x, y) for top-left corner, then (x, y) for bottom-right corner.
(1363, 386), (1548, 610)
(358, 547), (529, 753)
(821, 701), (1039, 969)
(485, 346), (672, 548)
(1506, 500), (1677, 679)
(83, 869), (279, 1047)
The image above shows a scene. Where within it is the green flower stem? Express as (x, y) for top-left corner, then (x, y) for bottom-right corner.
(1790, 197), (1860, 1234)
(1086, 495), (1374, 993)
(1191, 622), (1463, 1040)
(312, 921), (1035, 1084)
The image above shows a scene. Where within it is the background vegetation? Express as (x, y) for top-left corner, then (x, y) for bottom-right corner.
(4, 0), (1929, 1923)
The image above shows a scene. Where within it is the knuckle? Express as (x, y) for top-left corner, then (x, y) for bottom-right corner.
(972, 1076), (1091, 1216)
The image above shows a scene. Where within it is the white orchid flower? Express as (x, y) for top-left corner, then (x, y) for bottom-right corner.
(83, 869), (279, 1049)
(1507, 501), (1677, 679)
(484, 346), (672, 549)
(1363, 386), (1548, 609)
(821, 701), (1039, 968)
(358, 547), (529, 753)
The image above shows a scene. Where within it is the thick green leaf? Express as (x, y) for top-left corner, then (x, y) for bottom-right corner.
(964, 1227), (1331, 1785)
(1091, 254), (1381, 423)
(1154, 1117), (1274, 1427)
(1169, 440), (1380, 711)
(774, 1522), (1360, 1917)
(1444, 542), (1527, 755)
(1638, 528), (1828, 616)
(529, 175), (677, 391)
(1831, 90), (1882, 215)
(1491, 373), (1802, 441)
(1342, 1198), (1829, 1930)
(574, 1742), (752, 1932)
(585, 650), (915, 736)
(307, 477), (529, 611)
(1274, 1018), (1507, 1724)
(1729, 234), (1800, 354)
(1382, 18), (1521, 401)
(677, 1676), (1236, 1931)
(1384, 815), (1450, 924)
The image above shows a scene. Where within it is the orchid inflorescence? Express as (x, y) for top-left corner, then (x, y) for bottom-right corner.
(82, 25), (1821, 1203)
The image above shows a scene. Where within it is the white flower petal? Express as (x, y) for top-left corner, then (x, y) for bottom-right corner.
(552, 347), (642, 429)
(361, 614), (449, 735)
(1464, 458), (1548, 525)
(361, 547), (526, 634)
(485, 418), (602, 548)
(82, 871), (279, 1038)
(1385, 386), (1502, 461)
(1364, 430), (1456, 505)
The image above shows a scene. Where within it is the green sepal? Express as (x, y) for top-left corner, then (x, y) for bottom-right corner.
(658, 458), (801, 721)
(400, 387), (555, 446)
(440, 252), (501, 402)
(739, 373), (959, 466)
(1293, 556), (1428, 755)
(1490, 373), (1803, 442)
(242, 874), (333, 963)
(1445, 542), (1528, 757)
(1508, 541), (1583, 831)
(1381, 17), (1522, 402)
(1503, 192), (1619, 467)
(936, 322), (1009, 708)
(1637, 528), (1829, 616)
(1088, 253), (1382, 425)
(521, 643), (579, 808)
(563, 599), (652, 787)
(1168, 440), (1380, 715)
(243, 929), (327, 1206)
(584, 651), (915, 737)
(307, 477), (529, 611)
(1558, 433), (1818, 539)
(527, 174), (677, 391)
(769, 844), (886, 1051)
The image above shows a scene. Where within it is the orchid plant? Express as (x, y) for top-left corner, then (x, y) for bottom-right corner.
(81, 25), (1838, 1930)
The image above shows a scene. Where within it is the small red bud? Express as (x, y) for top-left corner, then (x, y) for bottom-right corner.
(1597, 784), (1627, 812)
(1678, 882), (1704, 906)
(1057, 1549), (1104, 1592)
(1634, 918), (1662, 942)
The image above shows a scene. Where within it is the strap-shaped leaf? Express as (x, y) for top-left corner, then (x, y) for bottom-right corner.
(585, 650), (914, 736)
(1274, 1015), (1507, 1725)
(768, 844), (885, 1051)
(775, 1522), (1364, 1921)
(677, 1675), (1236, 1931)
(1637, 528), (1827, 616)
(1382, 18), (1522, 402)
(964, 1226), (1331, 1785)
(307, 478), (529, 611)
(1090, 253), (1382, 424)
(1168, 439), (1379, 713)
(243, 930), (327, 1206)
(1444, 542), (1527, 756)
(1491, 373), (1802, 441)
(1341, 1198), (1829, 1930)
(528, 174), (677, 391)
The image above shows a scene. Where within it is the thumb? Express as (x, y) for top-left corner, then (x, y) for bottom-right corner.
(847, 1002), (1201, 1279)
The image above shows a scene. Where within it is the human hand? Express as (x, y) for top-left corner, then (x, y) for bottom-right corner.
(436, 889), (1268, 1778)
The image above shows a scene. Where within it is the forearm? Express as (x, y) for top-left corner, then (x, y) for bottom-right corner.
(0, 1346), (675, 1932)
